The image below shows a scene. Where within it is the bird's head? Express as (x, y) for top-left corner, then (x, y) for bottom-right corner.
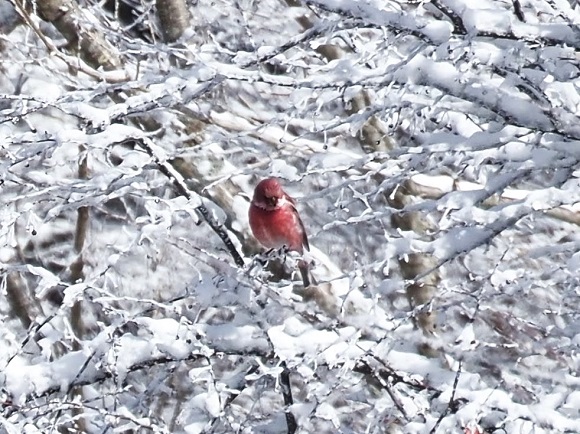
(252, 178), (286, 209)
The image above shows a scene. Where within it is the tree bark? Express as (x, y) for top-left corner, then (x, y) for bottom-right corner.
(156, 0), (191, 43)
(290, 4), (394, 152)
(389, 181), (440, 349)
(24, 0), (122, 70)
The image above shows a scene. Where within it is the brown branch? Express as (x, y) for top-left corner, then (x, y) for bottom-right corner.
(353, 358), (410, 422)
(4, 273), (34, 329)
(70, 147), (89, 344)
(31, 0), (121, 69)
(68, 146), (90, 432)
(388, 182), (439, 340)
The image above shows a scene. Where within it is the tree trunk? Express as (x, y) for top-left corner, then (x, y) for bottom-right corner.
(389, 180), (441, 355)
(156, 0), (191, 42)
(27, 0), (122, 70)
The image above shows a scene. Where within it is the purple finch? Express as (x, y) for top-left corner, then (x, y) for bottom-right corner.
(248, 178), (312, 286)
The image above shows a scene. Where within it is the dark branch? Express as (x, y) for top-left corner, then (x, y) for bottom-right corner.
(280, 361), (297, 434)
(430, 361), (463, 433)
(135, 137), (245, 267)
(512, 0), (525, 22)
(430, 0), (467, 34)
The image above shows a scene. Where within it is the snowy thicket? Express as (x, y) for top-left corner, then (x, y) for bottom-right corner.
(1, 0), (580, 432)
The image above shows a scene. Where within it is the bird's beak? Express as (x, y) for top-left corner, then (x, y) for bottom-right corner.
(267, 197), (278, 207)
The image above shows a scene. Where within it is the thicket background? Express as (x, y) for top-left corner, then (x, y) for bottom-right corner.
(1, 0), (580, 432)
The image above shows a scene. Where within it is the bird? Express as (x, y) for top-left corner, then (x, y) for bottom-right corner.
(248, 178), (312, 287)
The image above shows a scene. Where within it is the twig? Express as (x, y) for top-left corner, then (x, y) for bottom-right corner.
(5, 313), (56, 368)
(134, 137), (245, 267)
(279, 361), (297, 434)
(512, 0), (525, 22)
(354, 358), (409, 421)
(430, 0), (468, 34)
(430, 360), (463, 433)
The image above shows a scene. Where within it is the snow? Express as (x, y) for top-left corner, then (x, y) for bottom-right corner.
(2, 0), (580, 432)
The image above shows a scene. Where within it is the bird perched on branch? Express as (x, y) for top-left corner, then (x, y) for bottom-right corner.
(248, 178), (312, 287)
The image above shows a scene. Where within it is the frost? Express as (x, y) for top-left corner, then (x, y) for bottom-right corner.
(2, 0), (580, 432)
(61, 282), (88, 307)
(270, 158), (300, 181)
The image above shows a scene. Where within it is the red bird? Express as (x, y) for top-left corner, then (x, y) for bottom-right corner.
(249, 178), (312, 286)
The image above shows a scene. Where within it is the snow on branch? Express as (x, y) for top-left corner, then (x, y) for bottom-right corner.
(2, 0), (580, 432)
(411, 173), (580, 226)
(86, 125), (245, 267)
(306, 0), (580, 47)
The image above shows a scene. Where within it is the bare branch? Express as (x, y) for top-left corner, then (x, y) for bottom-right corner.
(280, 361), (297, 434)
(134, 136), (245, 268)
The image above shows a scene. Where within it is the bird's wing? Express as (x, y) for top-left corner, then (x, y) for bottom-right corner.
(284, 193), (310, 250)
(284, 192), (297, 205)
(284, 192), (309, 251)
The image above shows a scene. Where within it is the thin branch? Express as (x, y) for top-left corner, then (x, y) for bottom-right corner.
(430, 361), (463, 433)
(512, 0), (525, 22)
(134, 137), (245, 267)
(237, 18), (361, 68)
(279, 361), (297, 434)
(430, 0), (467, 34)
(353, 358), (410, 421)
(409, 172), (580, 227)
